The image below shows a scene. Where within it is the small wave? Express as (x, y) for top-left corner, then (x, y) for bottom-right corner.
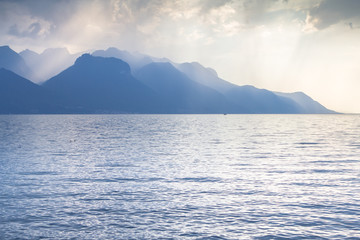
(175, 177), (222, 183)
(196, 235), (228, 240)
(179, 232), (202, 238)
(255, 234), (326, 240)
(347, 144), (360, 149)
(18, 171), (58, 176)
(51, 152), (67, 156)
(295, 142), (322, 148)
(298, 142), (320, 145)
(95, 163), (136, 168)
(312, 169), (343, 173)
(108, 223), (136, 229)
(81, 197), (111, 201)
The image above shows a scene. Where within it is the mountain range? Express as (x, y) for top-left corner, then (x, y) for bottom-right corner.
(0, 45), (336, 114)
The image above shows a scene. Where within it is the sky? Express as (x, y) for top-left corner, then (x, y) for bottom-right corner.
(0, 0), (360, 113)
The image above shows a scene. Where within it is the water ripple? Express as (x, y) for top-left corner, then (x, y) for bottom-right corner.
(0, 114), (359, 239)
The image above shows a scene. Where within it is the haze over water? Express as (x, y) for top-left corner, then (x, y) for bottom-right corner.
(0, 114), (359, 239)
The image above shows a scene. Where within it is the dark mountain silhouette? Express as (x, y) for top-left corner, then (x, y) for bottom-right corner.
(42, 54), (163, 113)
(0, 68), (63, 113)
(0, 45), (33, 80)
(20, 47), (80, 83)
(135, 62), (232, 113)
(93, 48), (335, 114)
(0, 45), (337, 114)
(92, 48), (153, 73)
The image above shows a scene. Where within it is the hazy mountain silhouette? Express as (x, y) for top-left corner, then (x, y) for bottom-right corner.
(275, 91), (336, 114)
(173, 62), (236, 94)
(92, 47), (335, 114)
(172, 61), (333, 113)
(224, 85), (303, 113)
(0, 68), (63, 113)
(42, 54), (163, 113)
(0, 45), (33, 80)
(135, 62), (233, 113)
(0, 45), (337, 114)
(92, 47), (171, 73)
(20, 48), (80, 83)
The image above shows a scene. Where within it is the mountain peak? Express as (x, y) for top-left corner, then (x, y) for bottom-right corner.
(20, 49), (40, 59)
(0, 45), (33, 80)
(0, 45), (11, 50)
(75, 53), (92, 62)
(0, 45), (16, 54)
(74, 54), (130, 72)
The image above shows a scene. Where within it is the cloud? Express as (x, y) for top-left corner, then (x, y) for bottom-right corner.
(198, 0), (232, 13)
(8, 23), (40, 38)
(306, 0), (360, 30)
(8, 21), (51, 38)
(0, 0), (358, 52)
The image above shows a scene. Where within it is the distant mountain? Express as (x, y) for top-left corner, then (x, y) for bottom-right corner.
(135, 62), (232, 113)
(173, 62), (236, 94)
(0, 45), (337, 114)
(224, 85), (303, 113)
(275, 91), (336, 114)
(92, 47), (335, 114)
(42, 54), (163, 113)
(20, 48), (80, 83)
(92, 47), (170, 73)
(172, 61), (332, 113)
(19, 49), (38, 62)
(0, 45), (33, 80)
(0, 68), (63, 113)
(92, 48), (152, 72)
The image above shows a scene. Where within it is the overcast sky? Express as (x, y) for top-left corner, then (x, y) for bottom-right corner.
(1, 0), (360, 113)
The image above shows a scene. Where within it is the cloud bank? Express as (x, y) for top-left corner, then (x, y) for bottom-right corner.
(1, 0), (359, 51)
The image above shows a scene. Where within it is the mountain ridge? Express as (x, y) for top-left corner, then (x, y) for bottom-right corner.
(0, 45), (337, 114)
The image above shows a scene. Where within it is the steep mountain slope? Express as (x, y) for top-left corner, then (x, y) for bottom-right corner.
(0, 46), (33, 80)
(275, 91), (336, 114)
(0, 68), (62, 113)
(224, 85), (302, 113)
(135, 62), (233, 113)
(42, 54), (162, 113)
(173, 61), (334, 113)
(173, 62), (304, 113)
(173, 62), (236, 94)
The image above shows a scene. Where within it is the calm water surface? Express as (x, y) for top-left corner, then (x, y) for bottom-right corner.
(0, 114), (359, 239)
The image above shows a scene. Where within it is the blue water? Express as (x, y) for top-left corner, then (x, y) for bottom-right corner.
(0, 114), (359, 239)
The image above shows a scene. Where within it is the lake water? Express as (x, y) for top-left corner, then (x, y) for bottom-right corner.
(0, 114), (359, 239)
